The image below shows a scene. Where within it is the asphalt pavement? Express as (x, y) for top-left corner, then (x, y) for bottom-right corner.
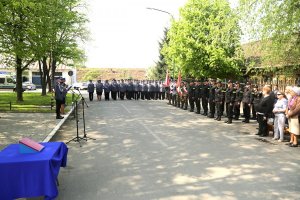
(50, 98), (300, 200)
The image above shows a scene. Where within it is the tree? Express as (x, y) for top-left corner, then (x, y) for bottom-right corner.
(0, 0), (88, 99)
(30, 0), (88, 94)
(151, 28), (169, 80)
(162, 0), (243, 79)
(0, 0), (36, 101)
(239, 0), (300, 71)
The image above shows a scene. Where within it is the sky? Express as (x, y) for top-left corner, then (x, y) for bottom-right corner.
(84, 0), (238, 68)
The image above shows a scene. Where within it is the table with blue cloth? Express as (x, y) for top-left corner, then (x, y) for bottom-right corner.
(0, 142), (68, 200)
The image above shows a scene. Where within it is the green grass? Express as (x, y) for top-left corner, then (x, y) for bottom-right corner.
(0, 92), (73, 113)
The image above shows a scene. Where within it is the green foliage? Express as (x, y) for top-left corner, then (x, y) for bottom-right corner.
(162, 0), (243, 79)
(239, 0), (300, 68)
(0, 0), (88, 100)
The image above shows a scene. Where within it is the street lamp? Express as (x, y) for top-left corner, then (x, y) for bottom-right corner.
(146, 7), (176, 79)
(146, 7), (174, 19)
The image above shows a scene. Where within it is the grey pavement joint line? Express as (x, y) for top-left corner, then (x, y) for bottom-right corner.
(138, 121), (168, 148)
(120, 103), (132, 114)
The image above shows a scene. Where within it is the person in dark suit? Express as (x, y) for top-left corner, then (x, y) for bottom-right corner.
(202, 80), (209, 116)
(255, 85), (274, 137)
(188, 81), (196, 112)
(242, 82), (252, 123)
(54, 77), (64, 119)
(224, 80), (235, 124)
(208, 79), (216, 118)
(214, 80), (224, 121)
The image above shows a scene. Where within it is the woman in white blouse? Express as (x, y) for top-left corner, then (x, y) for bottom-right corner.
(272, 91), (288, 142)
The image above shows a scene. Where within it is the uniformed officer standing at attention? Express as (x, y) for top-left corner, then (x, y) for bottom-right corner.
(87, 80), (95, 101)
(242, 82), (252, 123)
(103, 80), (111, 101)
(127, 80), (134, 100)
(181, 81), (188, 110)
(110, 79), (118, 100)
(119, 79), (127, 100)
(55, 77), (64, 119)
(234, 81), (243, 120)
(251, 85), (262, 119)
(214, 80), (224, 121)
(188, 81), (196, 112)
(141, 81), (147, 100)
(195, 80), (202, 114)
(224, 80), (235, 124)
(202, 80), (209, 116)
(133, 80), (139, 100)
(208, 79), (216, 118)
(95, 80), (103, 101)
(159, 81), (166, 100)
(154, 81), (159, 100)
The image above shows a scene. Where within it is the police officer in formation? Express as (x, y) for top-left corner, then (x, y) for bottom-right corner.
(86, 78), (264, 126)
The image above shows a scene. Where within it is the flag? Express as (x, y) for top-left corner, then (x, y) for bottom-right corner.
(164, 70), (170, 87)
(177, 71), (181, 87)
(176, 71), (182, 95)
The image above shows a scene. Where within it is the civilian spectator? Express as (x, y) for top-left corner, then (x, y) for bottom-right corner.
(272, 91), (288, 142)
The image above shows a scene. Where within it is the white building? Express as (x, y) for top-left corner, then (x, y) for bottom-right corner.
(0, 63), (77, 87)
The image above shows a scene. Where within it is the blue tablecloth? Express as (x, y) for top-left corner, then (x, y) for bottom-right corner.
(0, 142), (68, 200)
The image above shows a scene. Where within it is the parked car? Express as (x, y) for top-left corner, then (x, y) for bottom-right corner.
(0, 74), (16, 89)
(73, 82), (88, 90)
(22, 82), (36, 90)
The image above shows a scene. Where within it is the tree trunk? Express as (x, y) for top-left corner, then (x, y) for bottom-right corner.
(51, 58), (57, 92)
(16, 56), (23, 102)
(39, 59), (47, 96)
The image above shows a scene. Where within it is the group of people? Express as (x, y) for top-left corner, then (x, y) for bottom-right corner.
(86, 79), (167, 101)
(167, 79), (300, 147)
(56, 77), (300, 147)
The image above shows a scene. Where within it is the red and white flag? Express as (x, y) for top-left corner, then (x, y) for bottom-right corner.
(176, 71), (181, 87)
(164, 70), (170, 87)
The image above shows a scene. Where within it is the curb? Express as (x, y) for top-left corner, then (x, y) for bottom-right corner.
(43, 104), (75, 142)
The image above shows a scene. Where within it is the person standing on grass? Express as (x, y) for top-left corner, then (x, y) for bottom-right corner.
(54, 77), (64, 119)
(87, 80), (95, 101)
(96, 80), (103, 101)
(286, 87), (300, 147)
(272, 91), (288, 142)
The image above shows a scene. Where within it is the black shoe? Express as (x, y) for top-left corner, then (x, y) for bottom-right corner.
(289, 144), (298, 147)
(56, 116), (64, 119)
(227, 121), (232, 124)
(259, 135), (268, 137)
(255, 133), (261, 135)
(217, 117), (221, 121)
(190, 110), (194, 112)
(208, 116), (214, 118)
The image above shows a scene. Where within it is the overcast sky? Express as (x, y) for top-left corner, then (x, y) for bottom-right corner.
(84, 0), (238, 68)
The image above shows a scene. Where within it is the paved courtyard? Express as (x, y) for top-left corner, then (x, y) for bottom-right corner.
(52, 99), (300, 200)
(0, 113), (57, 150)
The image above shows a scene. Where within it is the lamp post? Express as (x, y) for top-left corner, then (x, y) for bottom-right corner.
(146, 7), (176, 79)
